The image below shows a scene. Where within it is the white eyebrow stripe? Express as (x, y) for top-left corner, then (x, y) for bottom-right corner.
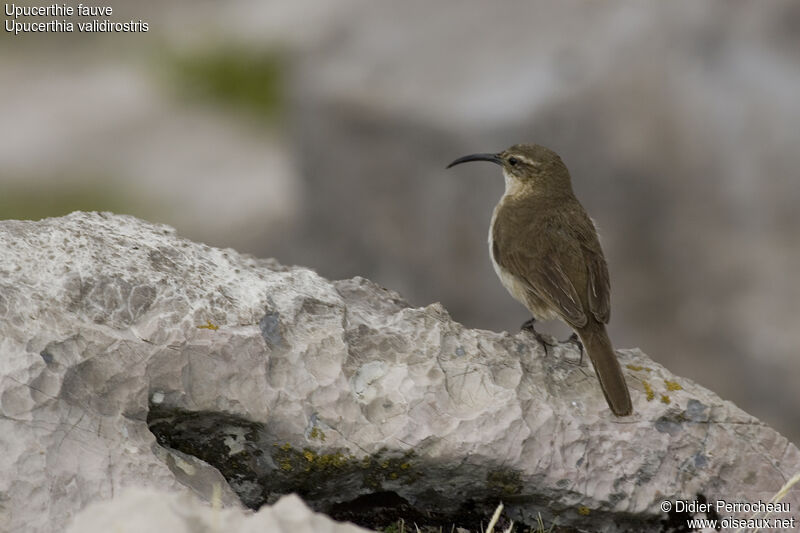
(513, 154), (540, 167)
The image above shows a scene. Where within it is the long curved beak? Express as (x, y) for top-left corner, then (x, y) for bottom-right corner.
(446, 153), (502, 169)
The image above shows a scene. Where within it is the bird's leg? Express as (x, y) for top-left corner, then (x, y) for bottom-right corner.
(566, 332), (584, 365)
(520, 317), (550, 357)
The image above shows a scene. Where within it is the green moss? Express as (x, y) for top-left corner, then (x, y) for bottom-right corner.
(486, 468), (523, 496)
(160, 45), (285, 123)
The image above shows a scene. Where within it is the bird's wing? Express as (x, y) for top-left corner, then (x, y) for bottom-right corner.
(570, 211), (611, 324)
(582, 240), (611, 324)
(495, 215), (588, 328)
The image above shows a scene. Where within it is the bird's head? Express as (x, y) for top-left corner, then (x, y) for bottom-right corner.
(447, 143), (572, 196)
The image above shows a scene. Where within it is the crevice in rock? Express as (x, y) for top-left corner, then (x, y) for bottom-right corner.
(145, 404), (540, 529)
(147, 404), (268, 508)
(145, 403), (670, 532)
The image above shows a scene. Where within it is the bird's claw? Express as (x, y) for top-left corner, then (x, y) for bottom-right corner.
(520, 318), (553, 357)
(565, 332), (584, 365)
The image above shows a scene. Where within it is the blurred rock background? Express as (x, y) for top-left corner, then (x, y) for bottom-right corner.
(2, 0), (798, 442)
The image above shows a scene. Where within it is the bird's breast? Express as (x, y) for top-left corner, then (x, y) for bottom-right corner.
(488, 201), (557, 321)
(488, 201), (526, 298)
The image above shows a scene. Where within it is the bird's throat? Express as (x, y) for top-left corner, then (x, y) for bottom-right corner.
(501, 168), (527, 198)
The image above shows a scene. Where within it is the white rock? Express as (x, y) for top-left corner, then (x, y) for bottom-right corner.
(65, 489), (371, 533)
(1, 212), (798, 532)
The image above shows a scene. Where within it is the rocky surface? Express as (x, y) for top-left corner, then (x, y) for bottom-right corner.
(1, 212), (799, 533)
(65, 489), (371, 533)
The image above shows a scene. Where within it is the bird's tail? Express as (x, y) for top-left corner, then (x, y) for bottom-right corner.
(577, 324), (633, 416)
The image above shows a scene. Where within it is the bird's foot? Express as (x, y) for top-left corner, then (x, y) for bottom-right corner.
(520, 318), (552, 357)
(565, 332), (584, 365)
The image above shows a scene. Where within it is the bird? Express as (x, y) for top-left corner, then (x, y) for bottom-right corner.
(447, 143), (633, 416)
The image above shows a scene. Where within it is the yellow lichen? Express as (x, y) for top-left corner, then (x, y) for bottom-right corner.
(578, 506), (591, 516)
(643, 380), (655, 401)
(661, 395), (671, 404)
(316, 452), (348, 469)
(664, 380), (683, 391)
(309, 427), (326, 441)
(197, 320), (219, 330)
(626, 364), (651, 372)
(269, 443), (421, 491)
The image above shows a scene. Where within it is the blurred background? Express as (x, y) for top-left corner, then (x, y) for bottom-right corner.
(2, 1), (799, 443)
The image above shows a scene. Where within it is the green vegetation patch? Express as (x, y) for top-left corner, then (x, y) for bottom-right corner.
(161, 44), (285, 123)
(487, 468), (523, 496)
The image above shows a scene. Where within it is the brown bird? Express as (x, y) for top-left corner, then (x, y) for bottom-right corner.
(447, 143), (633, 416)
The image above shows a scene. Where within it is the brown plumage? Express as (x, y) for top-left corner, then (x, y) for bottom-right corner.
(448, 144), (633, 416)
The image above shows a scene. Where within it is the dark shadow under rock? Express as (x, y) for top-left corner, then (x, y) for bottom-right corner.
(147, 404), (665, 532)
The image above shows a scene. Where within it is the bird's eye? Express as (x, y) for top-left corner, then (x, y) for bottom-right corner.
(508, 156), (519, 166)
